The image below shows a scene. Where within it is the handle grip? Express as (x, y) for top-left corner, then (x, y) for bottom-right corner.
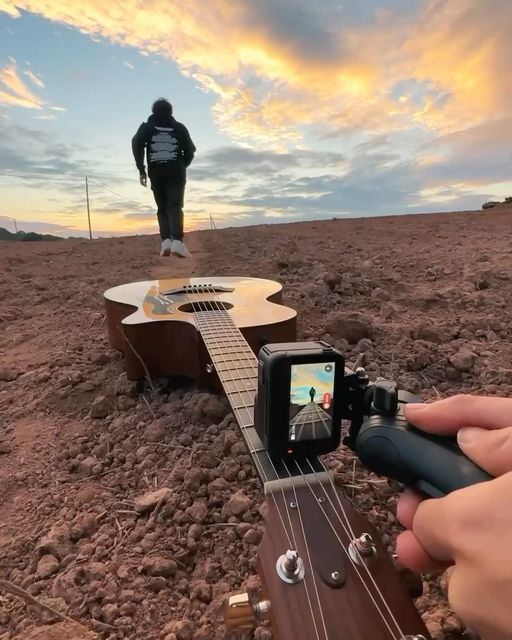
(355, 408), (493, 497)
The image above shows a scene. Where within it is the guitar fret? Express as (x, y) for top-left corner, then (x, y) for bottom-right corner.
(194, 307), (257, 437)
(216, 362), (255, 373)
(226, 389), (255, 406)
(223, 380), (257, 393)
(208, 347), (254, 356)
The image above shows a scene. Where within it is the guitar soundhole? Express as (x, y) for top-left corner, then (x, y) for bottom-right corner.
(177, 301), (234, 313)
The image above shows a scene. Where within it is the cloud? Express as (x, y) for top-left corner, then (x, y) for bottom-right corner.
(0, 58), (45, 109)
(0, 1), (20, 17)
(3, 0), (510, 147)
(123, 61), (135, 70)
(1, 0), (511, 233)
(23, 69), (45, 88)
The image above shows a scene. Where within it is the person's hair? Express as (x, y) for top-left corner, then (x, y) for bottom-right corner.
(152, 98), (173, 117)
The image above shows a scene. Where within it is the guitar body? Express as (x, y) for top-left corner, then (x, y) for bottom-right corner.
(104, 277), (297, 388)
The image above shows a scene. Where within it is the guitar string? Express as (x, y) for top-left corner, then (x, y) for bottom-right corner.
(196, 288), (401, 639)
(192, 304), (296, 548)
(283, 461), (400, 640)
(190, 288), (299, 546)
(322, 464), (408, 638)
(167, 282), (403, 639)
(197, 291), (411, 639)
(195, 285), (326, 640)
(296, 459), (407, 639)
(169, 283), (322, 637)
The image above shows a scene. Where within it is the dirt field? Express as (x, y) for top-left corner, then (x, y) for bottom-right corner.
(1, 207), (512, 640)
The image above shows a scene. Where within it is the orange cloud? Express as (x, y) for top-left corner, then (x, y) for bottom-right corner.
(1, 0), (510, 146)
(0, 58), (44, 109)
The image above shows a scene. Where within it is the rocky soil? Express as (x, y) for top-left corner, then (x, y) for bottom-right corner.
(1, 207), (512, 640)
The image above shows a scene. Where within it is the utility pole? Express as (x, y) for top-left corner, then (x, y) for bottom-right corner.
(13, 218), (18, 234)
(209, 213), (216, 230)
(85, 176), (92, 240)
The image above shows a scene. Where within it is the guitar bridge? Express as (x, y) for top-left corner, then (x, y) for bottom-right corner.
(160, 284), (234, 295)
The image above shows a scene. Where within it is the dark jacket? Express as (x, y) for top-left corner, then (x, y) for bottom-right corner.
(131, 114), (196, 181)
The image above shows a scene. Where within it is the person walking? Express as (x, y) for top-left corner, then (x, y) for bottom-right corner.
(132, 98), (196, 257)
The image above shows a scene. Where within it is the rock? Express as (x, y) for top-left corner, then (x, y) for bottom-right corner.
(78, 457), (97, 477)
(186, 393), (229, 423)
(254, 627), (273, 640)
(406, 345), (432, 371)
(380, 302), (397, 320)
(148, 576), (168, 592)
(143, 555), (177, 577)
(449, 348), (476, 372)
(191, 581), (212, 604)
(188, 524), (203, 540)
(0, 367), (19, 382)
(227, 490), (253, 516)
(411, 323), (450, 344)
(186, 500), (208, 524)
(115, 373), (138, 397)
(174, 620), (194, 640)
(134, 487), (172, 513)
(243, 528), (262, 545)
(444, 364), (461, 380)
(371, 287), (389, 301)
(91, 352), (110, 366)
(143, 420), (166, 442)
(117, 396), (136, 411)
(323, 272), (341, 289)
(135, 445), (152, 462)
(37, 524), (74, 559)
(0, 442), (12, 454)
(207, 477), (229, 494)
(323, 311), (374, 344)
(101, 603), (120, 625)
(36, 554), (60, 578)
(90, 395), (110, 419)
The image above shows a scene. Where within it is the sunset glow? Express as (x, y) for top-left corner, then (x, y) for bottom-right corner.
(1, 0), (511, 237)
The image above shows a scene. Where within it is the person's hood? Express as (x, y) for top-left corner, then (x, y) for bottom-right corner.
(147, 114), (176, 127)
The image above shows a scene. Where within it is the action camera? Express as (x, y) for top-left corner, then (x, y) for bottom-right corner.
(255, 341), (345, 461)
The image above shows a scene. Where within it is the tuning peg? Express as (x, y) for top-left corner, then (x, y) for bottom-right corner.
(224, 593), (271, 630)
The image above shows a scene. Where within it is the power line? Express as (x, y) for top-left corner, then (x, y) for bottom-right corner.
(87, 178), (148, 209)
(0, 172), (80, 182)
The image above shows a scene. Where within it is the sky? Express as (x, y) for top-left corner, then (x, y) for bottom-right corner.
(0, 0), (511, 237)
(291, 363), (335, 406)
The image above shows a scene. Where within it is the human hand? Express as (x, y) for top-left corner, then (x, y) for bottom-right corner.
(140, 173), (147, 187)
(396, 395), (512, 639)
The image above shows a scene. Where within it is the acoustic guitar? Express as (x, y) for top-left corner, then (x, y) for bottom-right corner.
(104, 277), (430, 640)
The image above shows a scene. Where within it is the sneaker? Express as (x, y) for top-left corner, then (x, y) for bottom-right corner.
(160, 238), (172, 256)
(171, 239), (192, 258)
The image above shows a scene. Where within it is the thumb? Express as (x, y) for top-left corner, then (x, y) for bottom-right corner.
(457, 425), (512, 476)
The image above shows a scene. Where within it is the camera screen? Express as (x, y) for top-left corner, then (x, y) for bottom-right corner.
(288, 362), (335, 442)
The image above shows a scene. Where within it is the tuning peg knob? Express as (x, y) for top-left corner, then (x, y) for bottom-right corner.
(224, 593), (271, 630)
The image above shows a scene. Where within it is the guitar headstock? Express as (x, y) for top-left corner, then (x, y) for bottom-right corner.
(226, 470), (430, 640)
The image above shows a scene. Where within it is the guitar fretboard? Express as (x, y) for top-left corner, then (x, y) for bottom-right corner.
(194, 309), (326, 484)
(195, 310), (257, 428)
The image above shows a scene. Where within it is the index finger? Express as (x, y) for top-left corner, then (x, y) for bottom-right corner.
(404, 395), (512, 435)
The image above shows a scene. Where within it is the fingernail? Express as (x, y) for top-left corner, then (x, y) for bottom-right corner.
(457, 426), (484, 444)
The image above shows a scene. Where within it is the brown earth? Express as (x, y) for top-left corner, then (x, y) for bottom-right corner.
(1, 207), (512, 640)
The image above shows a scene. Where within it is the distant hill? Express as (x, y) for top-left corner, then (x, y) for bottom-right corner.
(0, 227), (63, 242)
(482, 197), (512, 210)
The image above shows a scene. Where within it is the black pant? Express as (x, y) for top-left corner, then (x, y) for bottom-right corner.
(150, 176), (185, 240)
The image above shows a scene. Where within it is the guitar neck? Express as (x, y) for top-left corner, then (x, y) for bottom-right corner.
(194, 310), (326, 484)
